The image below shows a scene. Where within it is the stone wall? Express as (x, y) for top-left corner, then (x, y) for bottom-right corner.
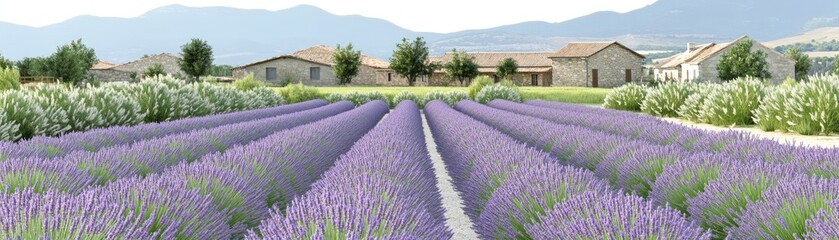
(233, 57), (383, 86)
(552, 58), (587, 87)
(374, 70), (412, 86)
(90, 69), (133, 82)
(113, 54), (185, 78)
(506, 72), (552, 86)
(586, 44), (644, 88)
(697, 40), (794, 85)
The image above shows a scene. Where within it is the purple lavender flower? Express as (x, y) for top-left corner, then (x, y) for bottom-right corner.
(0, 158), (94, 194)
(731, 176), (839, 239)
(525, 191), (711, 239)
(616, 144), (687, 197)
(805, 200), (839, 239)
(649, 153), (732, 213)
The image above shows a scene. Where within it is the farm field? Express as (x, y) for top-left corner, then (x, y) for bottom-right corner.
(2, 97), (839, 239)
(276, 86), (611, 105)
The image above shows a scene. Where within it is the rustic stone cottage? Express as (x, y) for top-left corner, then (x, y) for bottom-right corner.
(549, 42), (645, 88)
(653, 36), (794, 84)
(89, 53), (185, 82)
(232, 45), (407, 86)
(427, 52), (554, 86)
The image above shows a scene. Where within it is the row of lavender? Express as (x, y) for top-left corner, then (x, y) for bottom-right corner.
(0, 100), (327, 160)
(0, 101), (388, 238)
(0, 101), (352, 195)
(460, 99), (839, 238)
(249, 101), (451, 238)
(426, 101), (709, 239)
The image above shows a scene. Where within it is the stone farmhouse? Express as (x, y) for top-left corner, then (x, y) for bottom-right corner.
(233, 42), (644, 88)
(90, 53), (185, 82)
(549, 42), (645, 88)
(654, 36), (794, 84)
(232, 45), (408, 86)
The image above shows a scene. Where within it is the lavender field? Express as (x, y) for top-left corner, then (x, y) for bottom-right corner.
(2, 97), (839, 239)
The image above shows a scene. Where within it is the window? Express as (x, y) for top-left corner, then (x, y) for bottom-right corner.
(531, 74), (538, 86)
(266, 67), (277, 81)
(310, 67), (320, 80)
(387, 73), (392, 82)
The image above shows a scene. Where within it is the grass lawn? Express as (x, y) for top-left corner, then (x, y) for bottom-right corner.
(275, 86), (610, 105)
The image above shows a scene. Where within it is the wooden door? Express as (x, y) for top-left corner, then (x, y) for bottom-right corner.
(592, 69), (599, 88)
(625, 69), (632, 83)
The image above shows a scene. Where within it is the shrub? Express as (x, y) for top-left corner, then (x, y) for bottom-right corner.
(365, 91), (388, 106)
(467, 76), (494, 99)
(783, 75), (839, 135)
(170, 84), (213, 119)
(677, 84), (717, 122)
(445, 90), (469, 106)
(475, 85), (521, 104)
(324, 92), (344, 103)
(498, 79), (517, 88)
(701, 77), (766, 126)
(603, 83), (647, 111)
(129, 79), (177, 122)
(192, 83), (246, 114)
(233, 73), (268, 91)
(423, 90), (447, 104)
(243, 87), (285, 109)
(27, 85), (71, 136)
(280, 83), (320, 104)
(0, 91), (44, 140)
(343, 91), (370, 106)
(36, 84), (102, 133)
(0, 111), (18, 141)
(641, 82), (696, 117)
(0, 67), (20, 91)
(392, 90), (424, 108)
(753, 86), (793, 132)
(82, 85), (144, 127)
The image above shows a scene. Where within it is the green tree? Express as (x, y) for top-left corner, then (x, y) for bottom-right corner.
(443, 49), (479, 86)
(178, 38), (214, 82)
(47, 39), (97, 85)
(208, 65), (233, 77)
(143, 63), (166, 78)
(332, 43), (362, 85)
(15, 57), (50, 77)
(785, 47), (810, 81)
(0, 53), (13, 69)
(389, 37), (435, 86)
(496, 58), (519, 80)
(834, 55), (839, 75)
(716, 40), (771, 81)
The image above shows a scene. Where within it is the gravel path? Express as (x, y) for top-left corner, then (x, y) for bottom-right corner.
(660, 117), (839, 148)
(421, 111), (479, 239)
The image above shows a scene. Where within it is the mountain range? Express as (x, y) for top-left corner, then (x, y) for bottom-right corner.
(1, 0), (838, 65)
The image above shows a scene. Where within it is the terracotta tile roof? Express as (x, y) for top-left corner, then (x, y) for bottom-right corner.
(655, 36), (756, 69)
(91, 60), (117, 70)
(235, 45), (391, 69)
(429, 52), (554, 73)
(550, 41), (645, 59)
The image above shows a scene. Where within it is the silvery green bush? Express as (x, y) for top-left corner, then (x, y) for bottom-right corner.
(603, 83), (647, 111)
(243, 87), (285, 109)
(343, 91), (370, 107)
(392, 90), (424, 108)
(783, 75), (839, 135)
(192, 82), (246, 113)
(424, 90), (447, 104)
(32, 84), (100, 133)
(701, 77), (766, 126)
(753, 86), (794, 132)
(0, 112), (18, 141)
(0, 91), (44, 140)
(641, 82), (696, 117)
(445, 90), (469, 106)
(677, 84), (717, 122)
(476, 85), (521, 104)
(129, 79), (177, 122)
(324, 92), (344, 103)
(171, 82), (213, 119)
(82, 85), (144, 127)
(365, 91), (389, 106)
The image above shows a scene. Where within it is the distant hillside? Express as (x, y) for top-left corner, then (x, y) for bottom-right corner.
(1, 0), (838, 65)
(767, 27), (839, 47)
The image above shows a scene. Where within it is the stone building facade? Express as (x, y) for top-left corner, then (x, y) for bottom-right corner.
(428, 52), (554, 87)
(89, 53), (184, 82)
(654, 36), (794, 84)
(549, 42), (645, 88)
(232, 45), (402, 86)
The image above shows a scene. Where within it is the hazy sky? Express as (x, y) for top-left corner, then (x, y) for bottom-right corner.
(0, 0), (657, 33)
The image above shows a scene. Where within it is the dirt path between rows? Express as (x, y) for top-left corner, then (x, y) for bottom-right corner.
(421, 111), (479, 239)
(660, 117), (839, 148)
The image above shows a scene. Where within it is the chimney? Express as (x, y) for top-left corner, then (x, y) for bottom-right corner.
(686, 42), (696, 52)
